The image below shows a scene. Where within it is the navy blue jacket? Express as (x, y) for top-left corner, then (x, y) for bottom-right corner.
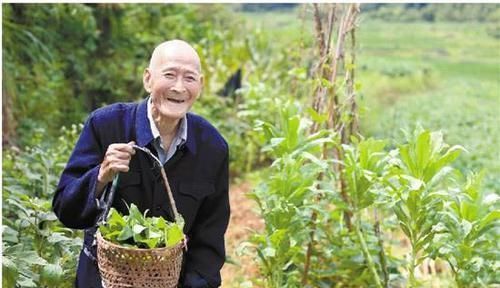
(53, 99), (230, 287)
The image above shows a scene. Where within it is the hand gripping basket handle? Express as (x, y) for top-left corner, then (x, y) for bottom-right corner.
(100, 144), (180, 224)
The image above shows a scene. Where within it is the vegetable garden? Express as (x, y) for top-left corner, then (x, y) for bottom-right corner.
(3, 3), (499, 288)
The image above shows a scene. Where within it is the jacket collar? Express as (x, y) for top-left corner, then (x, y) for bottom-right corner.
(185, 113), (197, 155)
(135, 98), (197, 155)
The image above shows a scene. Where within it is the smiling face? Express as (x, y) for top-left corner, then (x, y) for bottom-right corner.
(143, 40), (203, 122)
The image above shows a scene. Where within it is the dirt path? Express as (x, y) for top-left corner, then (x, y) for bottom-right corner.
(221, 181), (264, 287)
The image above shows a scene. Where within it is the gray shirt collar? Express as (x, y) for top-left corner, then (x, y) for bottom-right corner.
(147, 97), (187, 164)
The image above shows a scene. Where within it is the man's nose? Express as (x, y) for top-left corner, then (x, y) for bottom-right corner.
(171, 78), (186, 93)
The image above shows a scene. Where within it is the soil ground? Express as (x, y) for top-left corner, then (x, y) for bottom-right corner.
(221, 181), (264, 287)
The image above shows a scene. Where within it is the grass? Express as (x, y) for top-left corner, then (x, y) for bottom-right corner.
(239, 8), (500, 189)
(356, 20), (500, 190)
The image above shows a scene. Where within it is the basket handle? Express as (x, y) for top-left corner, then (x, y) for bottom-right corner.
(100, 174), (120, 225)
(131, 145), (180, 221)
(158, 167), (180, 220)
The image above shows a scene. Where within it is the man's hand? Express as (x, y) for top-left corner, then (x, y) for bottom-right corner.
(96, 141), (136, 197)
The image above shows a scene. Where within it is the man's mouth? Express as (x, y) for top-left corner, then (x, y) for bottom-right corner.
(167, 98), (185, 104)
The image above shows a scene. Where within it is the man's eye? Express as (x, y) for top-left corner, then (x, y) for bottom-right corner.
(164, 73), (176, 79)
(185, 76), (196, 82)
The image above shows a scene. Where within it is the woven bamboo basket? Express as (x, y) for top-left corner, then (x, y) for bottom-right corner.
(96, 146), (185, 288)
(96, 232), (184, 288)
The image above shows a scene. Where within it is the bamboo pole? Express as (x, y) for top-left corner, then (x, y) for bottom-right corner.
(303, 4), (360, 285)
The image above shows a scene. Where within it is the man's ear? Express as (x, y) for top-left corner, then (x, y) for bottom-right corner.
(198, 74), (204, 98)
(143, 68), (152, 93)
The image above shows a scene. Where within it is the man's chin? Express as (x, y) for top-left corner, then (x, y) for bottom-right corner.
(157, 109), (188, 122)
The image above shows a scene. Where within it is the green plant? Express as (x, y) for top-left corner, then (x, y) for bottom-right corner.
(385, 128), (466, 286)
(2, 125), (83, 288)
(99, 204), (184, 249)
(430, 173), (500, 287)
(342, 138), (389, 288)
(240, 101), (335, 287)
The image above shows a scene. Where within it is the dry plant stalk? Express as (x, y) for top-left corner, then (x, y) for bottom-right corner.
(303, 4), (360, 286)
(313, 4), (326, 58)
(303, 4), (337, 285)
(311, 4), (334, 131)
(327, 3), (360, 230)
(346, 28), (359, 141)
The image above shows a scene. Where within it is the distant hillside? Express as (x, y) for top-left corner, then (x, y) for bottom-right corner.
(236, 4), (299, 12)
(235, 4), (499, 22)
(362, 3), (500, 22)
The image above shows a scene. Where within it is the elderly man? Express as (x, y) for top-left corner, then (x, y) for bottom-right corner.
(53, 40), (230, 288)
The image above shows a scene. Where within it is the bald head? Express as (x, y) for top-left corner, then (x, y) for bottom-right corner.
(143, 39), (203, 122)
(148, 40), (201, 73)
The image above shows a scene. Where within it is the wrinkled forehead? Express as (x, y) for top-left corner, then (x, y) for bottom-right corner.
(149, 42), (201, 73)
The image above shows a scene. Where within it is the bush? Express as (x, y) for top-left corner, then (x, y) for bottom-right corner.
(3, 125), (83, 287)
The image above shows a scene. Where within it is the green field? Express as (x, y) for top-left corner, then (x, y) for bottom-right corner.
(241, 10), (500, 190)
(357, 20), (500, 190)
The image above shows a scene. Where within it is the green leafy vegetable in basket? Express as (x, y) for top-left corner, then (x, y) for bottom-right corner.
(99, 204), (184, 249)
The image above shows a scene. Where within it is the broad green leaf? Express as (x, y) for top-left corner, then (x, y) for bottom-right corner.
(100, 225), (121, 241)
(474, 210), (500, 236)
(128, 204), (144, 223)
(415, 232), (434, 252)
(285, 116), (300, 150)
(267, 137), (285, 149)
(117, 225), (133, 241)
(106, 208), (126, 227)
(286, 187), (309, 204)
(132, 224), (146, 235)
(269, 229), (287, 248)
(2, 256), (18, 288)
(431, 222), (447, 233)
(16, 250), (48, 266)
(401, 175), (423, 191)
(2, 225), (19, 243)
(394, 203), (410, 225)
(166, 224), (183, 247)
(140, 236), (159, 249)
(426, 145), (465, 181)
(400, 145), (416, 176)
(46, 232), (71, 244)
(301, 152), (328, 170)
(155, 217), (167, 230)
(5, 199), (31, 218)
(399, 221), (412, 238)
(407, 190), (420, 220)
(262, 247), (276, 258)
(430, 131), (444, 156)
(461, 219), (472, 237)
(40, 263), (64, 286)
(470, 256), (484, 272)
(415, 130), (431, 174)
(18, 277), (37, 288)
(426, 166), (454, 190)
(306, 107), (328, 124)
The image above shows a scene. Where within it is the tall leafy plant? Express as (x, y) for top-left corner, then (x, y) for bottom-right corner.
(241, 101), (335, 287)
(342, 138), (388, 288)
(2, 125), (83, 287)
(385, 128), (466, 286)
